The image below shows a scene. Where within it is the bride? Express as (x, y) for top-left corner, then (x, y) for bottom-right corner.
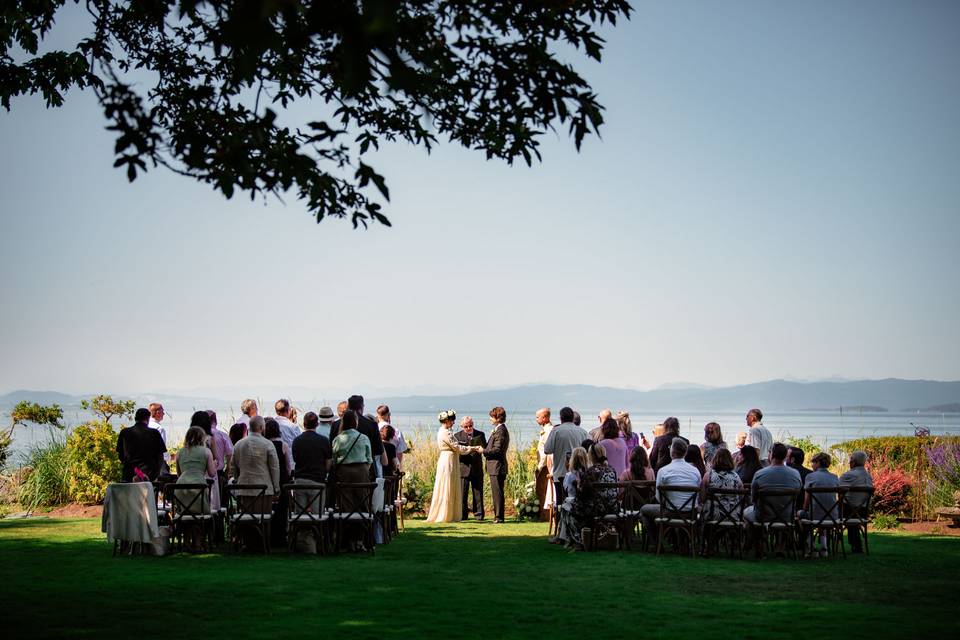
(426, 410), (482, 523)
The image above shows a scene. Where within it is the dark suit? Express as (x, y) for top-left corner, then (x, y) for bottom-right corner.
(455, 429), (487, 519)
(483, 424), (510, 521)
(330, 412), (384, 478)
(650, 433), (689, 473)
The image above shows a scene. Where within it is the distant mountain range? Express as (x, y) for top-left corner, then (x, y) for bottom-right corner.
(2, 378), (959, 414)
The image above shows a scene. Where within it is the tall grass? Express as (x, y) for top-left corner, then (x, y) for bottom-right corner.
(18, 438), (71, 510)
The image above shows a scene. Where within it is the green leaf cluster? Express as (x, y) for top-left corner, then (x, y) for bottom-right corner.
(66, 420), (121, 505)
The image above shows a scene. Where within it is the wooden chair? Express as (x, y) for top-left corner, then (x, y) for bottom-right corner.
(703, 487), (750, 558)
(750, 488), (800, 559)
(841, 486), (875, 555)
(588, 482), (625, 551)
(381, 475), (401, 542)
(226, 484), (271, 554)
(799, 487), (847, 558)
(394, 472), (407, 532)
(285, 482), (328, 555)
(620, 480), (654, 551)
(332, 482), (377, 555)
(654, 485), (701, 556)
(169, 483), (214, 552)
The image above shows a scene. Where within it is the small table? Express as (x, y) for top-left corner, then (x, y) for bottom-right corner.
(102, 482), (160, 555)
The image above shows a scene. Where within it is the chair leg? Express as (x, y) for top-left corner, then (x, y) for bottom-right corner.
(655, 523), (664, 555)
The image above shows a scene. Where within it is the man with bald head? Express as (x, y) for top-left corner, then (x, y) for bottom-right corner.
(535, 408), (555, 519)
(589, 408), (613, 441)
(454, 416), (487, 520)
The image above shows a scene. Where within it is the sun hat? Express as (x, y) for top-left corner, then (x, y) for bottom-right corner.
(318, 406), (336, 422)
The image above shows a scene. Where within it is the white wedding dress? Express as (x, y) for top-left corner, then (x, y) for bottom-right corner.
(425, 426), (475, 523)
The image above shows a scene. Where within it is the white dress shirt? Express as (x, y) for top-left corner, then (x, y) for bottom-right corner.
(746, 423), (774, 461)
(148, 417), (169, 462)
(655, 458), (703, 508)
(274, 416), (299, 471)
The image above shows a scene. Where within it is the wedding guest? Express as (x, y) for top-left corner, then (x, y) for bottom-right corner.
(189, 410), (221, 513)
(565, 443), (618, 550)
(264, 418), (291, 546)
(544, 407), (589, 510)
(454, 416), (486, 520)
(332, 396), (385, 477)
(377, 405), (408, 468)
(745, 408), (773, 462)
(839, 450), (874, 553)
(744, 443), (801, 525)
(316, 406), (336, 439)
(787, 447), (813, 485)
(273, 399), (299, 470)
(736, 445), (762, 486)
(650, 417), (688, 473)
(535, 408), (555, 519)
(336, 401), (348, 418)
(208, 409), (233, 524)
(292, 411), (333, 482)
(640, 438), (702, 546)
(617, 411), (640, 457)
(288, 407), (298, 425)
(380, 424), (399, 478)
(589, 408), (613, 441)
(620, 445), (654, 483)
(483, 406), (511, 523)
(331, 410), (373, 512)
(116, 408), (167, 482)
(228, 422), (247, 446)
(732, 431), (748, 465)
(684, 444), (707, 477)
(238, 398), (258, 427)
(175, 425), (217, 551)
(230, 416), (280, 512)
(701, 448), (743, 520)
(148, 402), (170, 465)
(701, 422), (727, 465)
(598, 417), (628, 477)
(556, 447), (589, 546)
(573, 411), (582, 427)
(800, 451), (839, 556)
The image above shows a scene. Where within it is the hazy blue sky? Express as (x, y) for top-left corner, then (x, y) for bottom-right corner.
(1, 1), (958, 396)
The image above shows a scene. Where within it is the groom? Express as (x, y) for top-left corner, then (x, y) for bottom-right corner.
(455, 416), (487, 520)
(483, 406), (510, 524)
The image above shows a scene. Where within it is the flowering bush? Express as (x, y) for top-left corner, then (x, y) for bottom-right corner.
(870, 467), (913, 515)
(67, 420), (121, 504)
(924, 442), (960, 511)
(513, 480), (540, 521)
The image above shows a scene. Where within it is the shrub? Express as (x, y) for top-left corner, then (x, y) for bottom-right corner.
(18, 439), (71, 510)
(871, 467), (913, 515)
(871, 513), (901, 530)
(924, 441), (960, 512)
(67, 420), (121, 504)
(832, 436), (960, 473)
(783, 435), (823, 458)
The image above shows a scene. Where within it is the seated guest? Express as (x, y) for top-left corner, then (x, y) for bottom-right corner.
(701, 448), (743, 520)
(839, 450), (874, 553)
(700, 422), (727, 465)
(598, 417), (628, 477)
(380, 424), (399, 478)
(801, 452), (839, 556)
(617, 411), (640, 457)
(230, 416), (280, 512)
(331, 410), (373, 513)
(292, 411), (333, 483)
(264, 418), (291, 546)
(228, 422), (247, 447)
(620, 446), (654, 483)
(556, 447), (589, 546)
(563, 443), (618, 551)
(640, 437), (702, 546)
(175, 424), (217, 551)
(188, 410), (221, 512)
(650, 417), (688, 473)
(787, 447), (813, 484)
(116, 408), (167, 482)
(735, 445), (762, 486)
(744, 443), (801, 525)
(684, 444), (707, 478)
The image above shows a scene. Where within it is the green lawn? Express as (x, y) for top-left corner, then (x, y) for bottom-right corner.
(2, 518), (958, 639)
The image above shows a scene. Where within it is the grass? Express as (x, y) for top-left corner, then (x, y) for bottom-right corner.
(1, 518), (959, 639)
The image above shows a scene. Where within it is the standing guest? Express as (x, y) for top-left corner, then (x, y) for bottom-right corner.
(598, 417), (628, 477)
(147, 402), (170, 466)
(650, 417), (688, 474)
(332, 396), (385, 478)
(483, 406), (511, 524)
(745, 408), (773, 463)
(787, 447), (813, 485)
(556, 447), (590, 546)
(175, 424), (217, 550)
(208, 409), (233, 525)
(701, 448), (743, 520)
(589, 408), (613, 441)
(331, 410), (373, 512)
(380, 425), (399, 478)
(617, 411), (640, 457)
(732, 431), (748, 465)
(228, 422), (247, 446)
(288, 407), (299, 426)
(644, 424), (663, 455)
(639, 437), (703, 547)
(377, 405), (408, 469)
(544, 407), (589, 512)
(684, 444), (707, 478)
(572, 411), (582, 427)
(337, 401), (348, 418)
(735, 445), (762, 486)
(230, 416), (280, 513)
(454, 416), (487, 520)
(839, 450), (874, 553)
(273, 399), (299, 471)
(264, 418), (291, 546)
(315, 406), (336, 439)
(535, 408), (555, 518)
(620, 446), (655, 483)
(238, 398), (258, 427)
(700, 422), (727, 465)
(292, 411), (333, 483)
(800, 451), (839, 556)
(116, 408), (167, 482)
(744, 443), (801, 526)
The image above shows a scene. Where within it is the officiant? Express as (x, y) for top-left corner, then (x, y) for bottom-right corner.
(455, 416), (487, 520)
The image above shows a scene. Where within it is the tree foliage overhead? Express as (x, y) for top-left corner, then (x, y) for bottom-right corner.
(80, 394), (135, 424)
(1, 0), (631, 227)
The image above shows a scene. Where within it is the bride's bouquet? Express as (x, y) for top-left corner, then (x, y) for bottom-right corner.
(437, 410), (456, 423)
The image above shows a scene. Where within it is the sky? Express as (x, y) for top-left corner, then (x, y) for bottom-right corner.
(1, 1), (959, 397)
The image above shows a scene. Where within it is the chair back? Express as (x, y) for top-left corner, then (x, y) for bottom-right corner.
(382, 475), (400, 505)
(755, 488), (800, 526)
(335, 482), (377, 520)
(658, 485), (700, 521)
(227, 484), (269, 522)
(170, 484), (210, 518)
(706, 487), (749, 525)
(841, 486), (875, 519)
(592, 482), (624, 515)
(285, 483), (327, 522)
(622, 480), (654, 512)
(805, 487), (845, 527)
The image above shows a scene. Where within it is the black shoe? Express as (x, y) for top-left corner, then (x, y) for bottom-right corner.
(494, 519), (504, 524)
(475, 515), (485, 521)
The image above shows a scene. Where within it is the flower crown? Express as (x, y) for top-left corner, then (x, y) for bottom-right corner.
(438, 410), (457, 424)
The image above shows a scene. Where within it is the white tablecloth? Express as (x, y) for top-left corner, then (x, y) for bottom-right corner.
(101, 482), (159, 544)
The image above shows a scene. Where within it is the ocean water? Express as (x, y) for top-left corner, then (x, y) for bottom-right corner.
(5, 405), (960, 464)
